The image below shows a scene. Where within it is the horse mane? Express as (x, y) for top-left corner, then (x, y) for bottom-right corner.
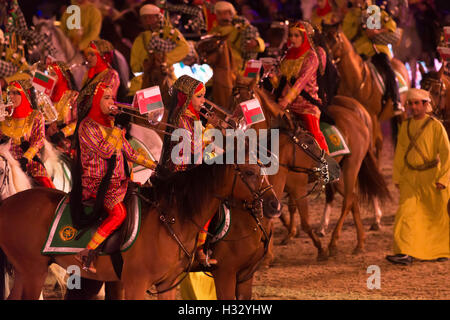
(150, 163), (231, 223)
(0, 141), (32, 194)
(41, 139), (63, 183)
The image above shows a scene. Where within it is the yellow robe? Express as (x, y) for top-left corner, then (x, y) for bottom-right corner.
(342, 8), (396, 58)
(60, 3), (103, 51)
(179, 272), (217, 300)
(208, 24), (265, 73)
(393, 116), (450, 260)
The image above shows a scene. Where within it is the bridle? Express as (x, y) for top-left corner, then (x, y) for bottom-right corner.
(0, 155), (10, 199)
(147, 161), (275, 295)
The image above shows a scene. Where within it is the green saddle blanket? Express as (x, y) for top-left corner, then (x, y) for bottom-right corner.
(41, 194), (141, 255)
(320, 122), (351, 157)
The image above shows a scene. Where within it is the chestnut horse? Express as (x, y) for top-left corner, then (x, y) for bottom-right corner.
(232, 77), (390, 257)
(195, 35), (236, 111)
(321, 23), (410, 230)
(0, 158), (281, 300)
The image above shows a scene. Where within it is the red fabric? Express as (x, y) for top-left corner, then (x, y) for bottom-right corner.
(34, 176), (56, 189)
(317, 0), (332, 16)
(10, 82), (33, 119)
(285, 22), (312, 60)
(299, 114), (329, 152)
(50, 64), (70, 102)
(87, 83), (112, 127)
(87, 43), (110, 79)
(97, 202), (127, 238)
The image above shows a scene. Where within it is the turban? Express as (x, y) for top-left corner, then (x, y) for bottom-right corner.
(215, 1), (236, 16)
(407, 88), (431, 102)
(140, 4), (161, 16)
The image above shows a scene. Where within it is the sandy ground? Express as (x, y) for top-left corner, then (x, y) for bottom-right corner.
(42, 122), (449, 300)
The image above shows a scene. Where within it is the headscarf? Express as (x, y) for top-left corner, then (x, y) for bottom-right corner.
(48, 62), (71, 102)
(85, 40), (114, 79)
(170, 75), (205, 124)
(317, 0), (332, 17)
(139, 4), (161, 16)
(87, 82), (113, 127)
(285, 21), (312, 60)
(7, 80), (34, 119)
(215, 1), (236, 16)
(407, 88), (431, 103)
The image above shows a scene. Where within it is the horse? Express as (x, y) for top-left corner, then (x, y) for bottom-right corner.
(0, 150), (281, 299)
(232, 76), (390, 257)
(419, 64), (450, 136)
(321, 23), (409, 230)
(195, 35), (236, 111)
(32, 17), (130, 91)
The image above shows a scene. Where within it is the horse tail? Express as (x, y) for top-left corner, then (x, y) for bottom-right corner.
(357, 149), (391, 204)
(0, 248), (6, 300)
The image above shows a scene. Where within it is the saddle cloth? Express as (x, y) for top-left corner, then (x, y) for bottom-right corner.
(41, 187), (141, 255)
(367, 62), (409, 95)
(320, 122), (351, 157)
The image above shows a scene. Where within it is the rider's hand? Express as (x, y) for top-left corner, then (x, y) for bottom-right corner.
(436, 182), (446, 190)
(278, 99), (289, 110)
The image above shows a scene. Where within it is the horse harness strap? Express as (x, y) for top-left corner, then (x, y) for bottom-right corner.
(404, 117), (438, 171)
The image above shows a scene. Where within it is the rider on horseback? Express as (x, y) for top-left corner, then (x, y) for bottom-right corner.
(0, 79), (55, 188)
(156, 75), (219, 267)
(342, 0), (404, 114)
(73, 82), (157, 273)
(264, 21), (330, 154)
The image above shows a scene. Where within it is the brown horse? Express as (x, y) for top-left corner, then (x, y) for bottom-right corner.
(233, 77), (390, 257)
(419, 64), (450, 136)
(60, 111), (326, 300)
(0, 158), (281, 299)
(195, 35), (236, 111)
(321, 23), (410, 230)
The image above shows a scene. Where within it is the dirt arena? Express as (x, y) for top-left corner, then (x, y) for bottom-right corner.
(43, 122), (449, 300)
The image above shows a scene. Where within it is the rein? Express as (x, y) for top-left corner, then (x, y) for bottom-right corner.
(0, 155), (11, 197)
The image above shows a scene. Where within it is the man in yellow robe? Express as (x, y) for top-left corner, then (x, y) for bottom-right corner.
(60, 0), (103, 52)
(128, 4), (189, 96)
(387, 88), (450, 265)
(208, 1), (265, 73)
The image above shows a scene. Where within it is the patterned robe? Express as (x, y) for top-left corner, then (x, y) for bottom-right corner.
(78, 117), (149, 209)
(0, 110), (49, 178)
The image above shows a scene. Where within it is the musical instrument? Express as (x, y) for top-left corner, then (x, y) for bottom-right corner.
(0, 102), (14, 122)
(36, 91), (58, 124)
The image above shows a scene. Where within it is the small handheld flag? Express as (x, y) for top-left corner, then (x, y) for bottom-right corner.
(243, 60), (262, 78)
(240, 98), (265, 126)
(133, 86), (164, 115)
(32, 71), (56, 96)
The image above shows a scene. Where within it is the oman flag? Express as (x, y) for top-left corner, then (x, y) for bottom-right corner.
(134, 86), (164, 115)
(240, 98), (265, 125)
(32, 71), (56, 96)
(243, 60), (262, 78)
(437, 46), (450, 61)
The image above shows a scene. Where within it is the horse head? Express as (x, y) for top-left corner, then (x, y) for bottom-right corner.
(420, 65), (447, 115)
(321, 21), (345, 65)
(195, 34), (229, 67)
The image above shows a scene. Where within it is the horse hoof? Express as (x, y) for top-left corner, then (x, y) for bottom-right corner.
(328, 246), (338, 257)
(280, 237), (292, 246)
(369, 223), (381, 231)
(315, 229), (326, 238)
(317, 251), (329, 261)
(352, 247), (364, 255)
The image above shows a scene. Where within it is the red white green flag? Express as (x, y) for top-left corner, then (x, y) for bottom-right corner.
(32, 71), (56, 96)
(240, 98), (265, 125)
(243, 60), (262, 78)
(133, 86), (164, 115)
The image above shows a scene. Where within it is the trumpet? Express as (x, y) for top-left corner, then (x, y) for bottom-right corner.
(202, 99), (241, 129)
(111, 102), (177, 129)
(0, 102), (14, 121)
(36, 91), (59, 124)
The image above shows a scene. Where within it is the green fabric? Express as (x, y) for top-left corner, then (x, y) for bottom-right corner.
(320, 122), (351, 157)
(41, 195), (141, 255)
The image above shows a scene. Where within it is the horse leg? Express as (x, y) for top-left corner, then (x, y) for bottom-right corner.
(294, 196), (327, 261)
(317, 203), (332, 237)
(105, 281), (124, 300)
(236, 277), (253, 300)
(369, 196), (383, 231)
(20, 268), (48, 300)
(280, 195), (298, 245)
(214, 271), (237, 300)
(351, 198), (366, 254)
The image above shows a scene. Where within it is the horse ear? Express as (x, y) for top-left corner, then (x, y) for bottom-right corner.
(438, 63), (445, 78)
(418, 63), (426, 77)
(32, 15), (39, 26)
